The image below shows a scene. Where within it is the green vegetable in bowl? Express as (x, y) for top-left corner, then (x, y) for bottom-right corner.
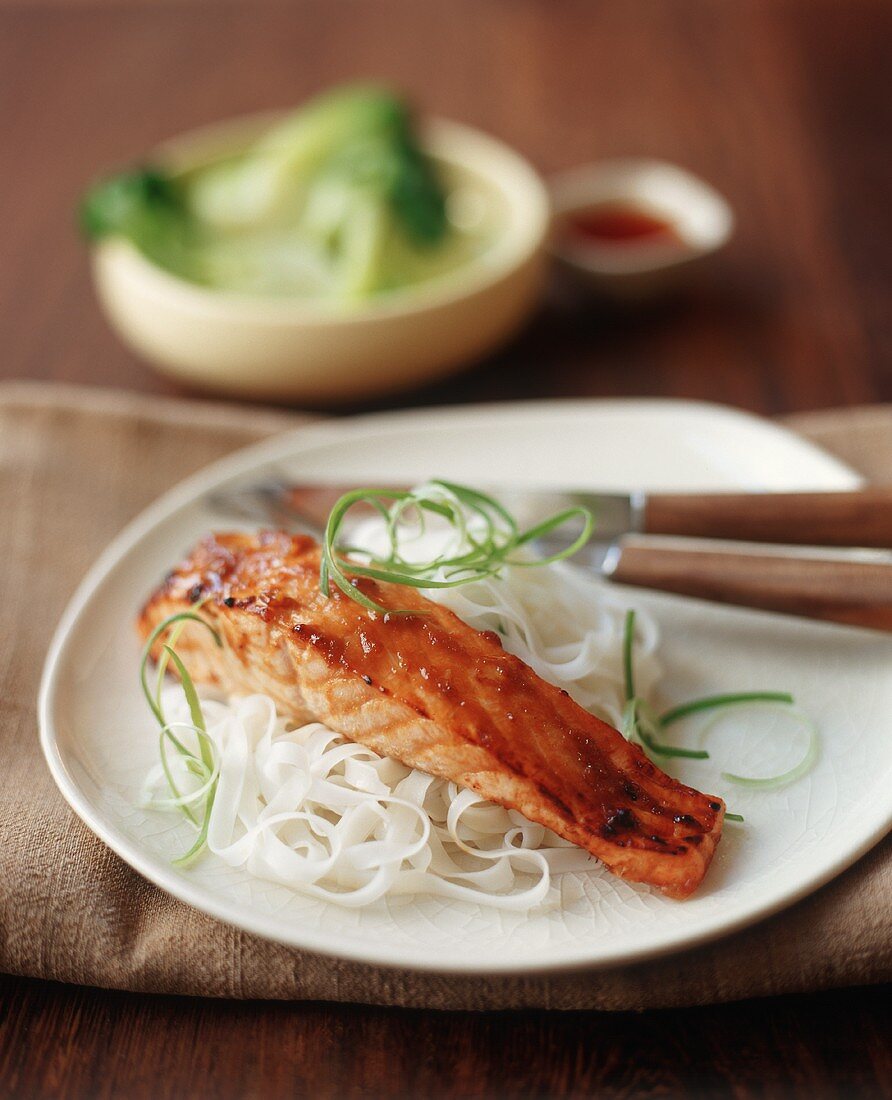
(80, 85), (493, 302)
(79, 168), (199, 280)
(188, 86), (446, 242)
(80, 168), (178, 240)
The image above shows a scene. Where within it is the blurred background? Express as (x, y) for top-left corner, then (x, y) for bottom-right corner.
(1, 0), (889, 415)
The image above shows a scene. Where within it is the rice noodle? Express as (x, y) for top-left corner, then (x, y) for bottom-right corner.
(144, 691), (598, 909)
(143, 506), (662, 909)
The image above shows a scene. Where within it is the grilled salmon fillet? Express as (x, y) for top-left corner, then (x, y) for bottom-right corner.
(138, 531), (724, 898)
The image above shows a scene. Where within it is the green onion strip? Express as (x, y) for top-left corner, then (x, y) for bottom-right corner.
(704, 708), (820, 791)
(621, 611), (708, 761)
(139, 610), (222, 856)
(320, 480), (595, 615)
(620, 611), (818, 820)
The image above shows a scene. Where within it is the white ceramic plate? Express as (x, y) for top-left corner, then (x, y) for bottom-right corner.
(39, 399), (892, 973)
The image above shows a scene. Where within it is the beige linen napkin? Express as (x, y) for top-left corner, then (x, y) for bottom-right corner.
(0, 381), (888, 1011)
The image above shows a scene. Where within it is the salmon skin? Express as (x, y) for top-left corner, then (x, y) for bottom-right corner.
(138, 531), (724, 898)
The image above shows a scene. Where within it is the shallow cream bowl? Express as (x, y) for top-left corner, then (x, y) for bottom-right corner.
(91, 112), (550, 403)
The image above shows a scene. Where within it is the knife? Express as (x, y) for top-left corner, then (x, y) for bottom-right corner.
(209, 480), (892, 631)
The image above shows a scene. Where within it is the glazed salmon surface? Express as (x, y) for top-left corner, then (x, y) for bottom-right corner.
(138, 531), (724, 898)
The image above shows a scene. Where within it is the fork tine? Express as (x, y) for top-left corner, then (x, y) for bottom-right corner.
(207, 480), (326, 536)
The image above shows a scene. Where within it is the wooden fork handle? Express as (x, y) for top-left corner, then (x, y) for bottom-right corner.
(611, 538), (892, 630)
(643, 487), (892, 548)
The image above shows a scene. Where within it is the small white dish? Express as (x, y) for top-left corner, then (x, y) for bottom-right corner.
(91, 113), (550, 403)
(39, 399), (892, 974)
(550, 159), (735, 297)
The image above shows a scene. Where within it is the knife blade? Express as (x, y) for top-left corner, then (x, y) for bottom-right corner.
(209, 479), (643, 544)
(210, 479), (892, 549)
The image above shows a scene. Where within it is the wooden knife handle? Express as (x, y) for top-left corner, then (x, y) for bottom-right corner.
(611, 538), (892, 630)
(643, 487), (892, 548)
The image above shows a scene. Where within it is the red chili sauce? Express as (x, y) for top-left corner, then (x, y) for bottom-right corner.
(563, 202), (681, 248)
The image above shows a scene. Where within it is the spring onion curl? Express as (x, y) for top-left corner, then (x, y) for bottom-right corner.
(320, 480), (595, 615)
(139, 610), (221, 858)
(705, 708), (820, 791)
(621, 611), (818, 818)
(621, 611), (708, 760)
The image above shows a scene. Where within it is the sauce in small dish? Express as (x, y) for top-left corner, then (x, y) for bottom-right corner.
(562, 202), (681, 248)
(550, 159), (734, 297)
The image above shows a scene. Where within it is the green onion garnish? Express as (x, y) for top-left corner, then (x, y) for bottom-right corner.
(659, 691), (795, 729)
(139, 609), (220, 725)
(320, 480), (594, 614)
(140, 610), (221, 859)
(713, 708), (819, 791)
(621, 611), (709, 760)
(620, 611), (818, 818)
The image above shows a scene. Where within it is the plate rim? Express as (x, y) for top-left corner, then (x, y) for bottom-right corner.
(40, 397), (891, 975)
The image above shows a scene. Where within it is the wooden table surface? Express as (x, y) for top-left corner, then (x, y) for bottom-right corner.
(1, 1), (890, 1097)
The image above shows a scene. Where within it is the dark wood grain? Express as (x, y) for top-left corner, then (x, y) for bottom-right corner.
(2, 1), (891, 1097)
(0, 0), (889, 415)
(1, 973), (890, 1100)
(612, 538), (892, 629)
(644, 487), (892, 548)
